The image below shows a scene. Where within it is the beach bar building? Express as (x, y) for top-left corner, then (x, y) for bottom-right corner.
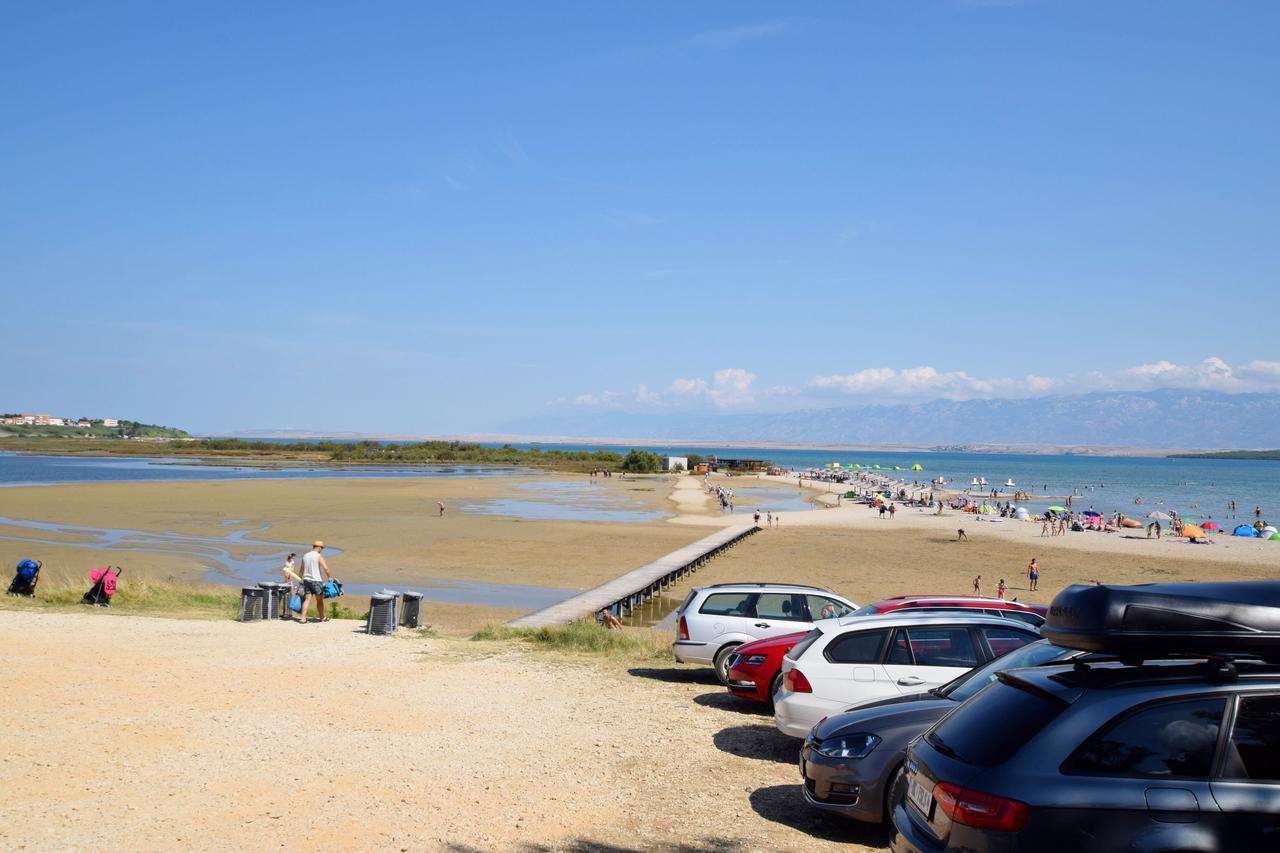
(662, 455), (689, 472)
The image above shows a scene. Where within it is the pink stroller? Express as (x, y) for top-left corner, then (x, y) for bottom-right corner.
(82, 566), (121, 607)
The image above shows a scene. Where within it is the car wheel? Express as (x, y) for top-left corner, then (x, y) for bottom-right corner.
(767, 671), (783, 706)
(713, 644), (741, 685)
(884, 762), (906, 823)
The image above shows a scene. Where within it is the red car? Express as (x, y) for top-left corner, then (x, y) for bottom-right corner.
(724, 595), (1046, 704)
(725, 631), (809, 704)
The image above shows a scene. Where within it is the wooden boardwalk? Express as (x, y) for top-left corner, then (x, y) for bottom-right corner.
(507, 523), (759, 628)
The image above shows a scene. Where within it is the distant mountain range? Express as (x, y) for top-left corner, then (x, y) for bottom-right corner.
(499, 390), (1280, 450)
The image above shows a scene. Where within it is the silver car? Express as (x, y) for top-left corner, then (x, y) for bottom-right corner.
(671, 583), (858, 684)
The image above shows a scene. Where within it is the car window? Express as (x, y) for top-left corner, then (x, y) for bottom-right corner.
(678, 589), (698, 614)
(1002, 610), (1046, 626)
(889, 627), (979, 667)
(1065, 697), (1227, 779)
(981, 626), (1037, 658)
(786, 628), (824, 660)
(927, 680), (1066, 766)
(699, 593), (754, 617)
(805, 595), (852, 620)
(754, 592), (804, 621)
(849, 603), (882, 618)
(1221, 694), (1280, 781)
(944, 641), (1066, 702)
(825, 629), (889, 664)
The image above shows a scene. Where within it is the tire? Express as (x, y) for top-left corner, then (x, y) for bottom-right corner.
(884, 762), (906, 824)
(767, 671), (783, 706)
(713, 644), (742, 685)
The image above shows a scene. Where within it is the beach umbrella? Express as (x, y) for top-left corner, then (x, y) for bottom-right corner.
(1146, 511), (1172, 521)
(911, 464), (923, 471)
(1183, 523), (1205, 539)
(1233, 525), (1259, 537)
(1201, 522), (1220, 530)
(1047, 505), (1067, 513)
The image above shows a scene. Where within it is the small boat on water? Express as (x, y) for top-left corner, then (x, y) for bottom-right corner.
(978, 477), (988, 487)
(1004, 479), (1016, 488)
(970, 478), (980, 487)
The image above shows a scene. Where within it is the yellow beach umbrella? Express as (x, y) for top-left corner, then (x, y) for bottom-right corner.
(911, 464), (923, 471)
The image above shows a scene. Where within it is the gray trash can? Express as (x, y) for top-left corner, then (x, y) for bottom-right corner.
(376, 588), (402, 626)
(400, 591), (424, 628)
(366, 594), (397, 635)
(238, 587), (266, 622)
(257, 582), (285, 619)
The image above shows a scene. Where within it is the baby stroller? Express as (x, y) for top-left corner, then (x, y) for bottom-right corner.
(82, 566), (121, 607)
(7, 559), (42, 597)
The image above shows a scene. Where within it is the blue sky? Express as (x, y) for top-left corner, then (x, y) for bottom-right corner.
(3, 1), (1278, 435)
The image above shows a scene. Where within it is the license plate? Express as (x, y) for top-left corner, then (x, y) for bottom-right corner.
(907, 777), (934, 816)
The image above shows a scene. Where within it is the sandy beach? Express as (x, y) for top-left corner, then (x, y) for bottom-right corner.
(0, 609), (887, 852)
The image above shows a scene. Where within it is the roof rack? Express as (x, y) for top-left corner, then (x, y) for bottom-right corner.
(702, 582), (834, 592)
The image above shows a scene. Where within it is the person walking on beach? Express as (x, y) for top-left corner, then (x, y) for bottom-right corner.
(1040, 516), (1050, 537)
(297, 541), (333, 624)
(754, 510), (761, 527)
(957, 528), (968, 541)
(1027, 558), (1039, 592)
(437, 501), (445, 517)
(996, 578), (1007, 600)
(972, 574), (981, 594)
(889, 502), (897, 519)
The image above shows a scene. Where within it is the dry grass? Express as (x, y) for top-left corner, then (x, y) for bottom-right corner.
(471, 619), (673, 660)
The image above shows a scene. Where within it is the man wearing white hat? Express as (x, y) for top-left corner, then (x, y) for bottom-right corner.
(298, 540), (333, 624)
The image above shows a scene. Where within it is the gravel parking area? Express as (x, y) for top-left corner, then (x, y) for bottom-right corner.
(0, 610), (886, 852)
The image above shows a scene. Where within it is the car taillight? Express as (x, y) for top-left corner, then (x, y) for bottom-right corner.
(784, 668), (812, 693)
(677, 615), (689, 641)
(933, 782), (1028, 832)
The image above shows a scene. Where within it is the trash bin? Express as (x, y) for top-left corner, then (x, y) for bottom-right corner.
(400, 591), (424, 628)
(238, 587), (266, 622)
(366, 594), (396, 635)
(257, 582), (285, 620)
(376, 588), (402, 626)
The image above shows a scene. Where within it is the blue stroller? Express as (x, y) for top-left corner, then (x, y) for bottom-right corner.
(7, 559), (41, 597)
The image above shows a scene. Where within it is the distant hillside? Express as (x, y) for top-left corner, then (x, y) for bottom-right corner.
(0, 420), (189, 439)
(501, 390), (1280, 449)
(1169, 449), (1280, 461)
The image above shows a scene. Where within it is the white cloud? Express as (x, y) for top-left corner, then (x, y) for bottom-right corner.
(683, 21), (790, 50)
(567, 357), (1280, 412)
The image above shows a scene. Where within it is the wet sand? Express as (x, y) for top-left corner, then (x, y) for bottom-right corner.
(0, 475), (708, 596)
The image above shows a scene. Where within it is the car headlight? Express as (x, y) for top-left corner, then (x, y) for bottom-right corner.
(815, 733), (881, 759)
(744, 654), (767, 666)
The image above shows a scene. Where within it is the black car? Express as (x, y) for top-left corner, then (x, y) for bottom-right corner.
(801, 639), (1086, 823)
(890, 581), (1280, 853)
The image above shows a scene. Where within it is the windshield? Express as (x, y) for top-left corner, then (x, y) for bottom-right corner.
(940, 640), (1067, 702)
(927, 679), (1065, 766)
(849, 604), (882, 618)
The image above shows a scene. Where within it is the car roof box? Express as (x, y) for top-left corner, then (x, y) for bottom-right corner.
(1043, 581), (1280, 660)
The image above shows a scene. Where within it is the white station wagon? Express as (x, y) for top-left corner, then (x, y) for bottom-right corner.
(672, 583), (859, 684)
(773, 611), (1040, 737)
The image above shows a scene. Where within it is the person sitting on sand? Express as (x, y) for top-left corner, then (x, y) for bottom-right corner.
(599, 609), (624, 630)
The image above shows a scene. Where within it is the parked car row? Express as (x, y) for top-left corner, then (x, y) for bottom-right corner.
(671, 580), (1280, 851)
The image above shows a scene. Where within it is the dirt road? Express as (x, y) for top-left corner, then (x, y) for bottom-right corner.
(0, 610), (885, 852)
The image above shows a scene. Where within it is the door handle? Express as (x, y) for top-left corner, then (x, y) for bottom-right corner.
(897, 676), (924, 686)
(754, 622), (771, 628)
